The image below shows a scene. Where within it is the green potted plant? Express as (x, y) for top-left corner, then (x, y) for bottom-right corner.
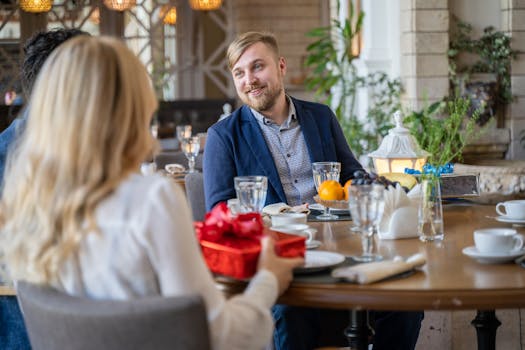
(448, 19), (517, 125)
(303, 2), (402, 159)
(404, 96), (484, 168)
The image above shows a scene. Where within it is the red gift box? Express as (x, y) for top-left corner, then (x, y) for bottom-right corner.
(196, 203), (306, 279)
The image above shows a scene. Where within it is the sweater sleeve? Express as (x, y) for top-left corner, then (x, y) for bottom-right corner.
(140, 178), (278, 350)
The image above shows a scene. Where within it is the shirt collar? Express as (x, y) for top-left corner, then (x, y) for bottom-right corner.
(250, 95), (296, 128)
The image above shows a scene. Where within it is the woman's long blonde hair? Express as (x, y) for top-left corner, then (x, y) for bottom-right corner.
(0, 36), (158, 284)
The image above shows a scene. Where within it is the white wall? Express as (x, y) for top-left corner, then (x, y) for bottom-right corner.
(354, 0), (401, 121)
(450, 0), (501, 34)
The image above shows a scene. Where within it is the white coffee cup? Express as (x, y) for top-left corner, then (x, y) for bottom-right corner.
(271, 224), (313, 243)
(474, 228), (524, 254)
(271, 213), (308, 227)
(496, 200), (525, 220)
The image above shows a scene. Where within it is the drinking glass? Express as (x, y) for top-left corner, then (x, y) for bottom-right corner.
(181, 136), (200, 173)
(418, 176), (444, 242)
(234, 176), (268, 213)
(176, 125), (192, 149)
(312, 162), (341, 220)
(348, 184), (385, 262)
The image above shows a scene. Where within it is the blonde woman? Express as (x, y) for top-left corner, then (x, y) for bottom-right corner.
(0, 36), (303, 350)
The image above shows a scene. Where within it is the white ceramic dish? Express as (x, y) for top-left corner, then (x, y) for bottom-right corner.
(462, 246), (525, 264)
(271, 226), (317, 236)
(294, 251), (345, 273)
(495, 216), (525, 225)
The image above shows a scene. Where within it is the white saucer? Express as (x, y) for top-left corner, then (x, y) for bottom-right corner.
(306, 240), (322, 250)
(309, 203), (349, 214)
(495, 216), (525, 225)
(270, 226), (318, 236)
(462, 246), (525, 264)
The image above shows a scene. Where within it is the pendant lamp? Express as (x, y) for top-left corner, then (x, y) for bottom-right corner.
(103, 0), (136, 11)
(189, 0), (222, 11)
(20, 0), (53, 13)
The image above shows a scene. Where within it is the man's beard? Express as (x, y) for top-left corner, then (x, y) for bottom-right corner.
(241, 84), (283, 112)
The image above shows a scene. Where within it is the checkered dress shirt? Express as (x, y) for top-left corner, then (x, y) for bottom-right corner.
(250, 97), (316, 205)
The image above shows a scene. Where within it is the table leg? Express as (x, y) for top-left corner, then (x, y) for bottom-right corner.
(344, 310), (373, 350)
(471, 310), (501, 350)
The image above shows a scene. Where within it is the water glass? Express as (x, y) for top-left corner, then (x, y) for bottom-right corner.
(312, 162), (341, 220)
(181, 136), (200, 173)
(348, 184), (385, 262)
(418, 177), (444, 242)
(234, 176), (268, 213)
(176, 125), (192, 148)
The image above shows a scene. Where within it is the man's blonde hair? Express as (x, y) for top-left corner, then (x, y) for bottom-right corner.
(226, 31), (280, 70)
(0, 36), (158, 284)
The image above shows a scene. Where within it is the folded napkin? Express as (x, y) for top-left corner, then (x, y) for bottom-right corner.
(262, 203), (310, 216)
(332, 253), (426, 284)
(378, 184), (419, 240)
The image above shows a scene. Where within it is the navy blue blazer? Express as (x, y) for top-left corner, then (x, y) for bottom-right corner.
(203, 97), (363, 211)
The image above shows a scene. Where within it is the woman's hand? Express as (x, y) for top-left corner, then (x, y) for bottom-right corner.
(257, 236), (304, 295)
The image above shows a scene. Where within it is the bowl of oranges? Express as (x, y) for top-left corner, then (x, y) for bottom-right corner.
(313, 179), (352, 210)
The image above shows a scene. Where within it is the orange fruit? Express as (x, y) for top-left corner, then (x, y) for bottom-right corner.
(318, 180), (344, 200)
(343, 179), (352, 200)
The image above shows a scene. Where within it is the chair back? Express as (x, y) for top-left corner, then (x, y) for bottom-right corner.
(17, 281), (210, 350)
(185, 172), (206, 221)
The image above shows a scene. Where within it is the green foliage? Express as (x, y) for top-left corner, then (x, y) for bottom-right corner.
(304, 4), (402, 158)
(151, 57), (171, 100)
(404, 96), (486, 167)
(449, 20), (517, 106)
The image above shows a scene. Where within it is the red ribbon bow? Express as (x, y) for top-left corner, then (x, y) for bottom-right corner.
(195, 202), (264, 242)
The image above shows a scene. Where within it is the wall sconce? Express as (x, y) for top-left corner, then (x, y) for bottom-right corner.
(368, 111), (430, 174)
(351, 0), (362, 57)
(160, 5), (177, 25)
(20, 0), (53, 13)
(89, 7), (100, 24)
(189, 0), (222, 11)
(103, 0), (136, 11)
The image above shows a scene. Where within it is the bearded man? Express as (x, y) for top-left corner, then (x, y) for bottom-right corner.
(203, 31), (423, 350)
(203, 31), (362, 210)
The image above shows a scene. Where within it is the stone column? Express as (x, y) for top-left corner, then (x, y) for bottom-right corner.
(400, 0), (449, 110)
(502, 0), (525, 159)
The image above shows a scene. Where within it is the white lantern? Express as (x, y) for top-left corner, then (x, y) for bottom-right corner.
(368, 111), (430, 174)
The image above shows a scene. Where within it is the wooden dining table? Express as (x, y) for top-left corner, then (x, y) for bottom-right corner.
(215, 203), (525, 350)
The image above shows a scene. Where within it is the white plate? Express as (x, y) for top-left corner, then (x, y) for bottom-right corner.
(462, 246), (525, 264)
(295, 251), (345, 273)
(309, 203), (349, 214)
(306, 240), (322, 250)
(495, 216), (525, 225)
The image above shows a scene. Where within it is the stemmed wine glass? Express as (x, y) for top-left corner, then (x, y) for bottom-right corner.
(312, 162), (341, 220)
(141, 116), (159, 175)
(181, 136), (200, 173)
(348, 184), (385, 262)
(176, 125), (192, 150)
